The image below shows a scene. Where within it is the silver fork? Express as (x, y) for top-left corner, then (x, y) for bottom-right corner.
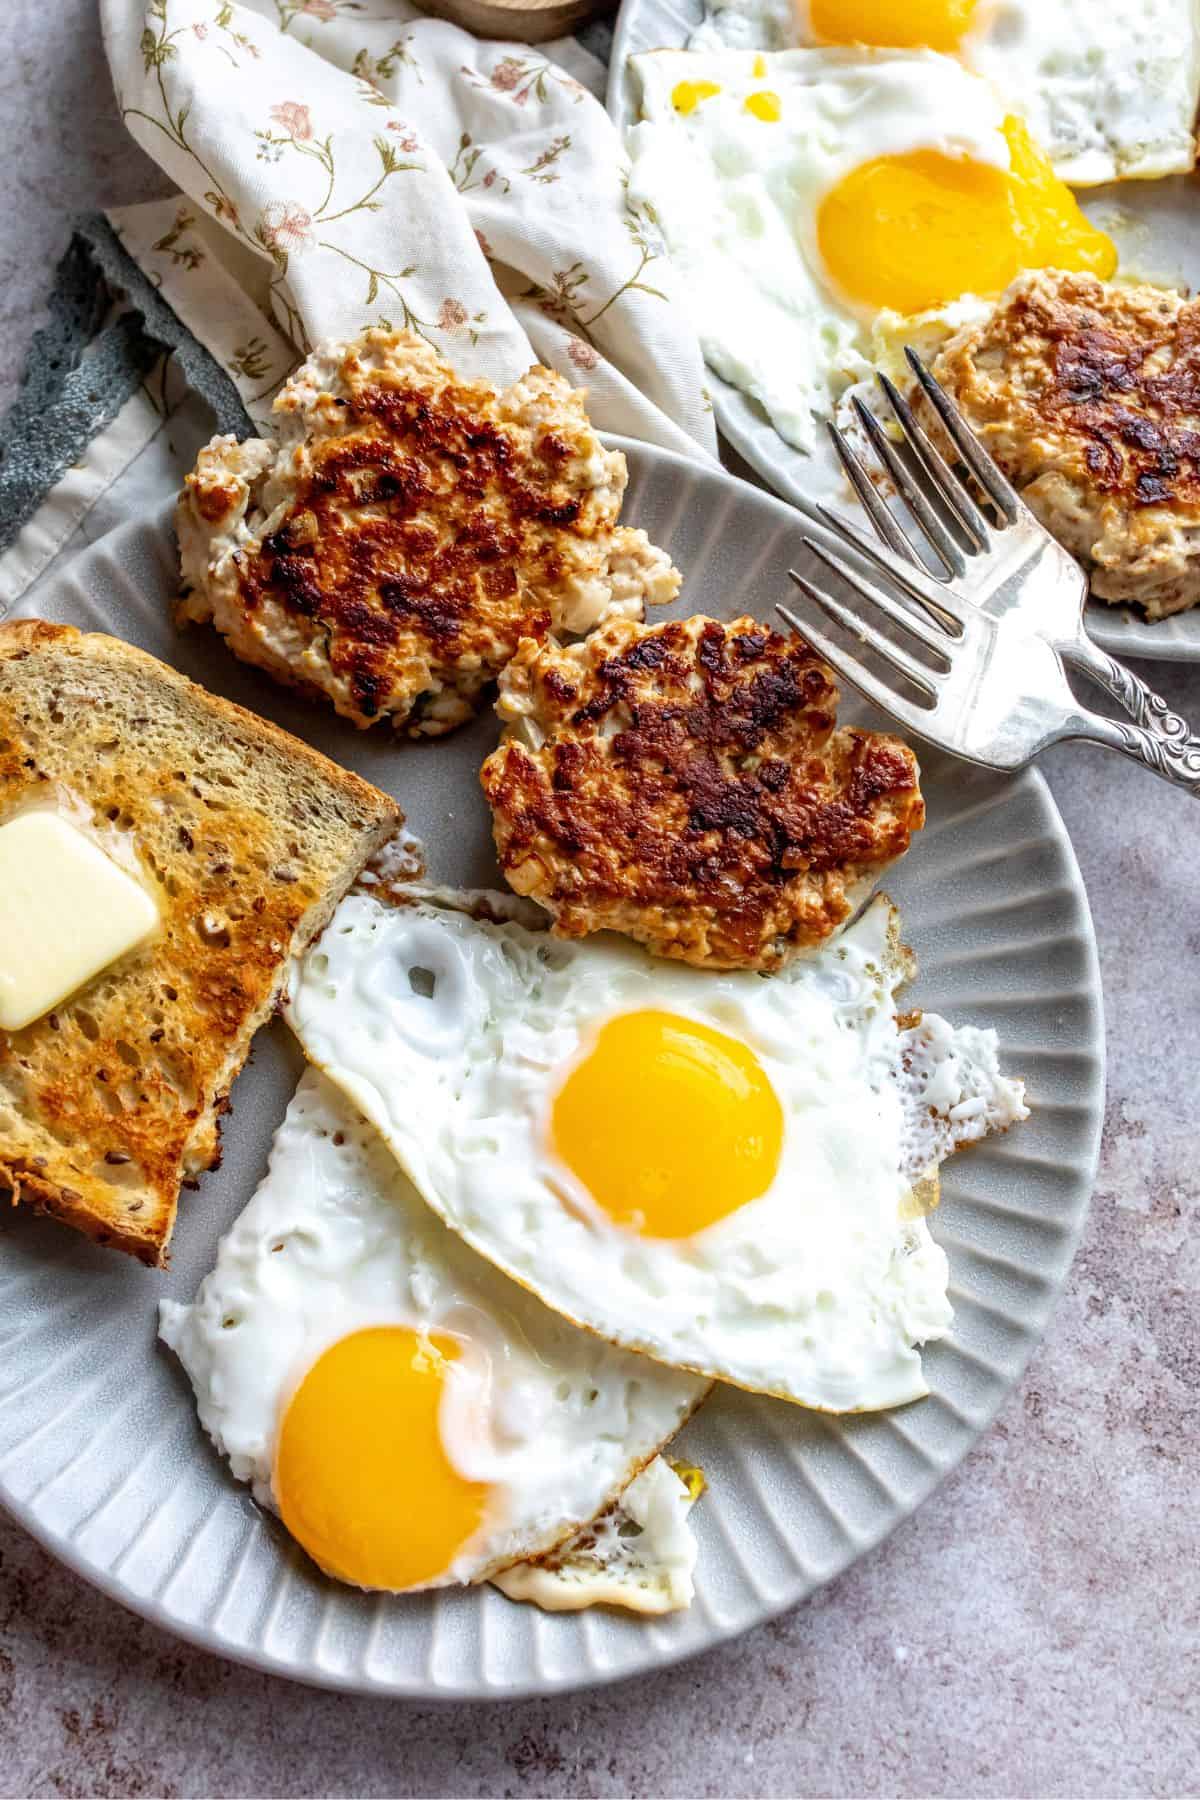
(777, 349), (1200, 793)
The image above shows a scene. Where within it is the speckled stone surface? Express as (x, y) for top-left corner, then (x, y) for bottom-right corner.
(2, 4), (1198, 1796)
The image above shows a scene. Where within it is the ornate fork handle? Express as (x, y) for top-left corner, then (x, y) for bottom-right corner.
(1066, 642), (1200, 793)
(1109, 719), (1200, 791)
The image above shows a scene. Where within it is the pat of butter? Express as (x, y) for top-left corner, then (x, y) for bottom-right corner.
(0, 812), (158, 1032)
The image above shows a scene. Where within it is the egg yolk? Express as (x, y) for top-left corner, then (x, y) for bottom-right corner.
(274, 1327), (489, 1593)
(816, 115), (1117, 318)
(745, 89), (782, 121)
(672, 78), (722, 113)
(808, 0), (977, 51)
(550, 1009), (784, 1238)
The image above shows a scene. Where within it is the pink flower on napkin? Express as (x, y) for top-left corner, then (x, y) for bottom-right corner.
(437, 298), (469, 332)
(300, 0), (338, 18)
(490, 57), (524, 93)
(260, 201), (314, 255)
(567, 338), (599, 371)
(270, 102), (313, 142)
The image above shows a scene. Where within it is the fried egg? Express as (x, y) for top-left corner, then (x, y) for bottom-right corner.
(689, 0), (1200, 185)
(160, 1069), (707, 1596)
(287, 893), (1028, 1413)
(493, 1458), (705, 1614)
(626, 47), (1115, 451)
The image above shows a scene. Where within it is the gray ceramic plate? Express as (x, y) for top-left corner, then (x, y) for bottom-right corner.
(0, 439), (1103, 1697)
(608, 0), (1200, 663)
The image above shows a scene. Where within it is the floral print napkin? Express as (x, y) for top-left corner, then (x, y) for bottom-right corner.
(101, 0), (718, 455)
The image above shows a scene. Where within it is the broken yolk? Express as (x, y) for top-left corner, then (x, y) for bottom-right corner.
(816, 115), (1117, 317)
(672, 78), (722, 114)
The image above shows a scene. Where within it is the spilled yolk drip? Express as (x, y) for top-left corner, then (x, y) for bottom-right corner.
(752, 53), (767, 76)
(899, 1171), (941, 1220)
(809, 0), (977, 51)
(745, 90), (782, 121)
(551, 1009), (784, 1238)
(274, 1326), (489, 1592)
(672, 78), (722, 114)
(816, 115), (1117, 317)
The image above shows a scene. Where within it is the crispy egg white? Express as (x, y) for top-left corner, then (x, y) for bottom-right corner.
(690, 0), (1200, 185)
(287, 894), (1028, 1414)
(160, 1069), (706, 1597)
(493, 1458), (705, 1614)
(626, 47), (1114, 452)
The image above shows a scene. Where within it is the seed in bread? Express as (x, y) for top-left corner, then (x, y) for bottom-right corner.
(480, 614), (924, 970)
(177, 330), (681, 735)
(933, 270), (1200, 619)
(0, 622), (400, 1265)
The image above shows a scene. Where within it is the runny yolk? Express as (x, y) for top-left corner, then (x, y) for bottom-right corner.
(808, 0), (978, 52)
(550, 1009), (784, 1239)
(274, 1327), (489, 1593)
(816, 115), (1117, 318)
(672, 78), (722, 114)
(745, 89), (782, 121)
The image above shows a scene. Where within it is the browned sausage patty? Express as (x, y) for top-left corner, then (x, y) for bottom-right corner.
(177, 331), (679, 734)
(934, 270), (1200, 619)
(481, 614), (924, 970)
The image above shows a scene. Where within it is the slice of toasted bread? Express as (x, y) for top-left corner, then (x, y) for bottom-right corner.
(0, 622), (400, 1265)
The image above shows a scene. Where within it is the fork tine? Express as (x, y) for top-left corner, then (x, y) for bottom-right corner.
(850, 398), (967, 581)
(801, 537), (953, 663)
(823, 420), (921, 569)
(777, 599), (934, 732)
(875, 370), (992, 550)
(814, 503), (965, 638)
(785, 571), (940, 701)
(904, 348), (1022, 522)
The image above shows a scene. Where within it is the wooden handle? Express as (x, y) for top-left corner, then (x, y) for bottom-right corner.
(415, 0), (616, 44)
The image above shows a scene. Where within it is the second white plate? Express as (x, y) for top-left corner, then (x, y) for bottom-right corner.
(607, 0), (1200, 663)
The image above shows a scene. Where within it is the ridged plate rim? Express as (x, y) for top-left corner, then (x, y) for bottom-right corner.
(0, 436), (1104, 1698)
(606, 0), (1200, 664)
